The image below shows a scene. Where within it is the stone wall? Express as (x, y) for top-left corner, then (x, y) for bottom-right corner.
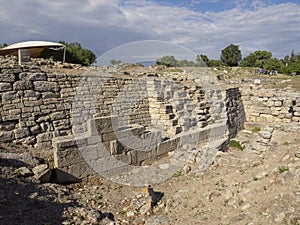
(0, 63), (152, 152)
(0, 63), (78, 151)
(0, 58), (247, 182)
(241, 86), (300, 131)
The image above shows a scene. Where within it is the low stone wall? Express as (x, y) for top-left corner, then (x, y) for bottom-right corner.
(53, 115), (228, 183)
(241, 86), (300, 131)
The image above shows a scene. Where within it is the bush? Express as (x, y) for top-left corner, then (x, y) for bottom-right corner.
(229, 140), (245, 150)
(59, 41), (96, 66)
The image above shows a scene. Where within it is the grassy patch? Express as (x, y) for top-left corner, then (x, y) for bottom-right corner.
(252, 127), (261, 132)
(229, 140), (245, 150)
(215, 179), (226, 191)
(283, 141), (290, 146)
(278, 166), (289, 173)
(172, 171), (183, 177)
(48, 154), (55, 169)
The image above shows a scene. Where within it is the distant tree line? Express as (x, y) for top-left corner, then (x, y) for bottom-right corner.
(1, 40), (300, 74)
(155, 44), (300, 75)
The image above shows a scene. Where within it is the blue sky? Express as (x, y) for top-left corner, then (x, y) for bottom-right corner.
(1, 0), (300, 61)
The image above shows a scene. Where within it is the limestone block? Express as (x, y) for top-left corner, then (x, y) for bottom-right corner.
(0, 82), (12, 92)
(23, 99), (42, 107)
(14, 128), (30, 139)
(87, 116), (117, 136)
(157, 137), (179, 156)
(292, 117), (300, 122)
(30, 125), (41, 135)
(33, 81), (60, 92)
(23, 90), (40, 98)
(50, 111), (66, 120)
(0, 74), (15, 82)
(53, 119), (70, 130)
(67, 161), (95, 179)
(0, 130), (15, 141)
(0, 121), (17, 131)
(36, 132), (53, 143)
(13, 80), (33, 90)
(271, 111), (280, 116)
(9, 108), (21, 115)
(54, 146), (85, 168)
(114, 152), (132, 165)
(267, 100), (275, 107)
(294, 111), (300, 117)
(29, 73), (47, 81)
(274, 101), (282, 107)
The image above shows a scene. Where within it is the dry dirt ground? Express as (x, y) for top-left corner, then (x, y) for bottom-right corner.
(0, 123), (299, 225)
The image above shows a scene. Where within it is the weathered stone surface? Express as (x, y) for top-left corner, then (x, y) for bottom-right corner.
(0, 74), (15, 82)
(13, 80), (33, 90)
(0, 82), (12, 92)
(18, 167), (33, 177)
(33, 81), (60, 92)
(36, 132), (53, 143)
(14, 128), (30, 139)
(32, 164), (51, 183)
(29, 73), (47, 81)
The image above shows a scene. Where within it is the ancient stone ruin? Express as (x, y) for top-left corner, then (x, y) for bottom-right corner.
(1, 56), (299, 185)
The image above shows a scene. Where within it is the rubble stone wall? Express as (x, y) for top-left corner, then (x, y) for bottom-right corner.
(241, 86), (300, 131)
(0, 64), (152, 151)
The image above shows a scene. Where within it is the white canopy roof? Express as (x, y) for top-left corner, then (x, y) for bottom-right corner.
(0, 41), (66, 61)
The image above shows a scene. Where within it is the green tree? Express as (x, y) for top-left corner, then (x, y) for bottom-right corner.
(220, 44), (242, 66)
(240, 50), (272, 68)
(264, 58), (285, 72)
(207, 59), (225, 67)
(288, 60), (300, 75)
(156, 55), (178, 67)
(200, 54), (209, 64)
(177, 59), (196, 67)
(59, 41), (96, 66)
(196, 54), (209, 66)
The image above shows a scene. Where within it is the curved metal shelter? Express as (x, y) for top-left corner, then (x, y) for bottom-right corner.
(0, 41), (66, 63)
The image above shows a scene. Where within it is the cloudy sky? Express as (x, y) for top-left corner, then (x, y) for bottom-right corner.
(1, 0), (300, 60)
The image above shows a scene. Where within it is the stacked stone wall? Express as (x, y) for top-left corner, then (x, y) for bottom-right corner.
(241, 86), (300, 131)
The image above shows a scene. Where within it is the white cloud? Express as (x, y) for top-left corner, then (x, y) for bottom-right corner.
(1, 0), (300, 59)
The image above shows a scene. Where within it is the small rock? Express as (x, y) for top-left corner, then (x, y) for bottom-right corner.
(158, 164), (169, 170)
(274, 212), (286, 223)
(32, 164), (51, 183)
(224, 189), (233, 201)
(18, 167), (33, 177)
(281, 154), (290, 161)
(126, 210), (136, 218)
(254, 79), (261, 85)
(258, 131), (272, 140)
(183, 165), (191, 174)
(241, 203), (251, 211)
(252, 161), (262, 167)
(253, 171), (268, 180)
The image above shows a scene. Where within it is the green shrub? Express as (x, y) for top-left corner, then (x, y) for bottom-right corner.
(252, 127), (261, 132)
(278, 166), (289, 173)
(229, 140), (245, 150)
